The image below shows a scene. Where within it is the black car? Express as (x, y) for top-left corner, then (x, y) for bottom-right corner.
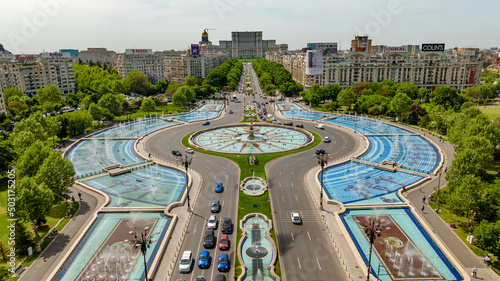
(203, 229), (215, 248)
(172, 150), (182, 157)
(229, 110), (233, 114)
(221, 218), (233, 234)
(295, 124), (304, 128)
(284, 122), (293, 126)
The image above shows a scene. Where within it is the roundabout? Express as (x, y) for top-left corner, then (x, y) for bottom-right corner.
(190, 123), (313, 154)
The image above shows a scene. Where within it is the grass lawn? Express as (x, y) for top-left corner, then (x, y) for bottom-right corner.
(114, 105), (186, 121)
(182, 129), (321, 278)
(479, 106), (500, 121)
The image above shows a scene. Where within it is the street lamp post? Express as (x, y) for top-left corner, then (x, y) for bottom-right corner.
(127, 226), (160, 281)
(314, 151), (331, 210)
(357, 216), (388, 281)
(181, 154), (194, 212)
(436, 169), (443, 212)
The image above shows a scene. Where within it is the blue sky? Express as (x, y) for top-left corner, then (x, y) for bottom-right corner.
(2, 0), (499, 54)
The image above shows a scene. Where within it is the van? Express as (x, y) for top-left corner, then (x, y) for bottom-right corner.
(316, 124), (325, 129)
(179, 251), (193, 273)
(267, 114), (273, 119)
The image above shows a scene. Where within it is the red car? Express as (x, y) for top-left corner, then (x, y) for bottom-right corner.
(219, 234), (229, 250)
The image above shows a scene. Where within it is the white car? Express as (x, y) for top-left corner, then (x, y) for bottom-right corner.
(290, 212), (302, 224)
(315, 124), (325, 129)
(185, 148), (194, 154)
(179, 250), (193, 273)
(207, 215), (218, 229)
(324, 137), (331, 143)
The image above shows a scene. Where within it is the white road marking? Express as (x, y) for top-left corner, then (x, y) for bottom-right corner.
(226, 174), (228, 181)
(279, 182), (282, 188)
(307, 231), (311, 240)
(300, 163), (305, 167)
(291, 182), (294, 188)
(297, 258), (302, 269)
(291, 232), (294, 241)
(193, 222), (198, 234)
(207, 159), (213, 163)
(291, 171), (295, 175)
(282, 196), (285, 202)
(279, 171), (282, 176)
(295, 195), (298, 202)
(283, 162), (289, 167)
(316, 258), (322, 270)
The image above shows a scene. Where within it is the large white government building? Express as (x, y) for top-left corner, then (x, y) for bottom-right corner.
(206, 31), (288, 58)
(267, 38), (484, 91)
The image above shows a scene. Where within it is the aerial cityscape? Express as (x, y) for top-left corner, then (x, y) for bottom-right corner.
(1, 1), (500, 281)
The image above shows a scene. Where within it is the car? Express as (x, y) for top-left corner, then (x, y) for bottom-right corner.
(207, 215), (218, 229)
(235, 100), (241, 103)
(195, 277), (206, 281)
(315, 124), (325, 129)
(316, 149), (326, 155)
(211, 199), (221, 213)
(215, 182), (223, 193)
(172, 150), (182, 157)
(203, 229), (215, 248)
(219, 234), (229, 250)
(266, 119), (272, 123)
(215, 274), (226, 281)
(295, 124), (304, 128)
(202, 121), (210, 125)
(291, 212), (302, 224)
(284, 122), (293, 126)
(185, 148), (194, 154)
(198, 250), (210, 268)
(221, 217), (233, 234)
(217, 253), (230, 272)
(179, 251), (193, 273)
(272, 121), (282, 125)
(229, 110), (233, 114)
(324, 136), (331, 143)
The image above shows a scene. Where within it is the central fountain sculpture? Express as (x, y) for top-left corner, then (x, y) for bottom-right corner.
(242, 118), (261, 140)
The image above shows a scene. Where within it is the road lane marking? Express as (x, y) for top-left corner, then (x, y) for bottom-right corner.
(291, 232), (294, 241)
(291, 171), (294, 175)
(279, 171), (282, 176)
(316, 258), (322, 270)
(300, 163), (305, 167)
(193, 222), (198, 234)
(282, 196), (285, 202)
(279, 182), (282, 188)
(291, 182), (294, 188)
(307, 231), (311, 240)
(295, 195), (298, 201)
(297, 258), (302, 269)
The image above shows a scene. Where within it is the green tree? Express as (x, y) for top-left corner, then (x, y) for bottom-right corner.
(11, 130), (36, 156)
(446, 147), (493, 183)
(45, 115), (61, 146)
(125, 69), (151, 95)
(474, 220), (500, 256)
(351, 82), (370, 96)
(12, 112), (48, 142)
(447, 174), (484, 227)
(393, 82), (419, 99)
(337, 88), (357, 110)
(141, 98), (156, 114)
(37, 85), (63, 105)
(14, 221), (33, 255)
(17, 141), (52, 178)
(7, 100), (29, 115)
(431, 86), (466, 109)
(3, 88), (25, 103)
(36, 151), (75, 195)
(389, 92), (412, 120)
(172, 86), (195, 106)
(0, 138), (15, 175)
(65, 110), (93, 136)
(98, 93), (124, 116)
(88, 103), (103, 123)
(322, 84), (341, 101)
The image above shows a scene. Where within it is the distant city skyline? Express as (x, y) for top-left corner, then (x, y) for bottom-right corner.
(1, 0), (499, 54)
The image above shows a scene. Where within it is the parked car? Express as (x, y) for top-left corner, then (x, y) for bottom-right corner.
(202, 121), (210, 125)
(324, 136), (331, 143)
(203, 229), (215, 248)
(207, 215), (218, 229)
(211, 199), (221, 213)
(215, 274), (226, 281)
(185, 148), (194, 154)
(295, 124), (304, 128)
(217, 253), (230, 272)
(291, 212), (302, 224)
(284, 122), (293, 126)
(215, 182), (223, 193)
(195, 277), (206, 281)
(198, 250), (210, 268)
(219, 234), (229, 250)
(179, 251), (193, 273)
(221, 217), (233, 234)
(172, 150), (182, 157)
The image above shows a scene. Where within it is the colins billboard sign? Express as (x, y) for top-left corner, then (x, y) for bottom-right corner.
(421, 44), (445, 52)
(384, 46), (407, 53)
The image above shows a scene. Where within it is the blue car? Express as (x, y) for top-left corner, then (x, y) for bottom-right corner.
(198, 250), (210, 269)
(217, 253), (229, 272)
(215, 182), (223, 193)
(202, 121), (210, 125)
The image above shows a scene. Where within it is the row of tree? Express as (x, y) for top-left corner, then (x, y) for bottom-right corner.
(204, 58), (242, 91)
(252, 58), (302, 96)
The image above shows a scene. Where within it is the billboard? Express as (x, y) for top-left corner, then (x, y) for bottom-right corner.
(350, 47), (366, 52)
(384, 46), (407, 53)
(15, 55), (36, 62)
(125, 49), (153, 55)
(41, 52), (71, 58)
(191, 44), (200, 56)
(307, 43), (338, 54)
(461, 49), (476, 56)
(306, 50), (323, 75)
(421, 44), (445, 52)
(469, 66), (478, 84)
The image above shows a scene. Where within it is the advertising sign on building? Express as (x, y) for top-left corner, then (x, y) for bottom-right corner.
(191, 44), (200, 56)
(306, 50), (323, 75)
(15, 55), (36, 62)
(384, 46), (407, 53)
(469, 66), (478, 84)
(421, 44), (445, 52)
(461, 49), (476, 56)
(41, 52), (70, 58)
(125, 49), (153, 55)
(307, 43), (338, 54)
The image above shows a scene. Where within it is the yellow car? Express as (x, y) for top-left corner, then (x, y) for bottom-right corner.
(266, 119), (272, 123)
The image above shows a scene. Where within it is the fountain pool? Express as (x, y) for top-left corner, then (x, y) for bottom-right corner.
(341, 208), (462, 281)
(52, 212), (171, 281)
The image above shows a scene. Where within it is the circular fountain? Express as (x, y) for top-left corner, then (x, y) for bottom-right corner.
(190, 123), (313, 154)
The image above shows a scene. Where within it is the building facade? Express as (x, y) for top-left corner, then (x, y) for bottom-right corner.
(351, 35), (372, 53)
(79, 48), (117, 65)
(164, 52), (230, 83)
(116, 49), (165, 81)
(266, 47), (484, 91)
(207, 31), (287, 58)
(0, 53), (76, 96)
(0, 90), (6, 114)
